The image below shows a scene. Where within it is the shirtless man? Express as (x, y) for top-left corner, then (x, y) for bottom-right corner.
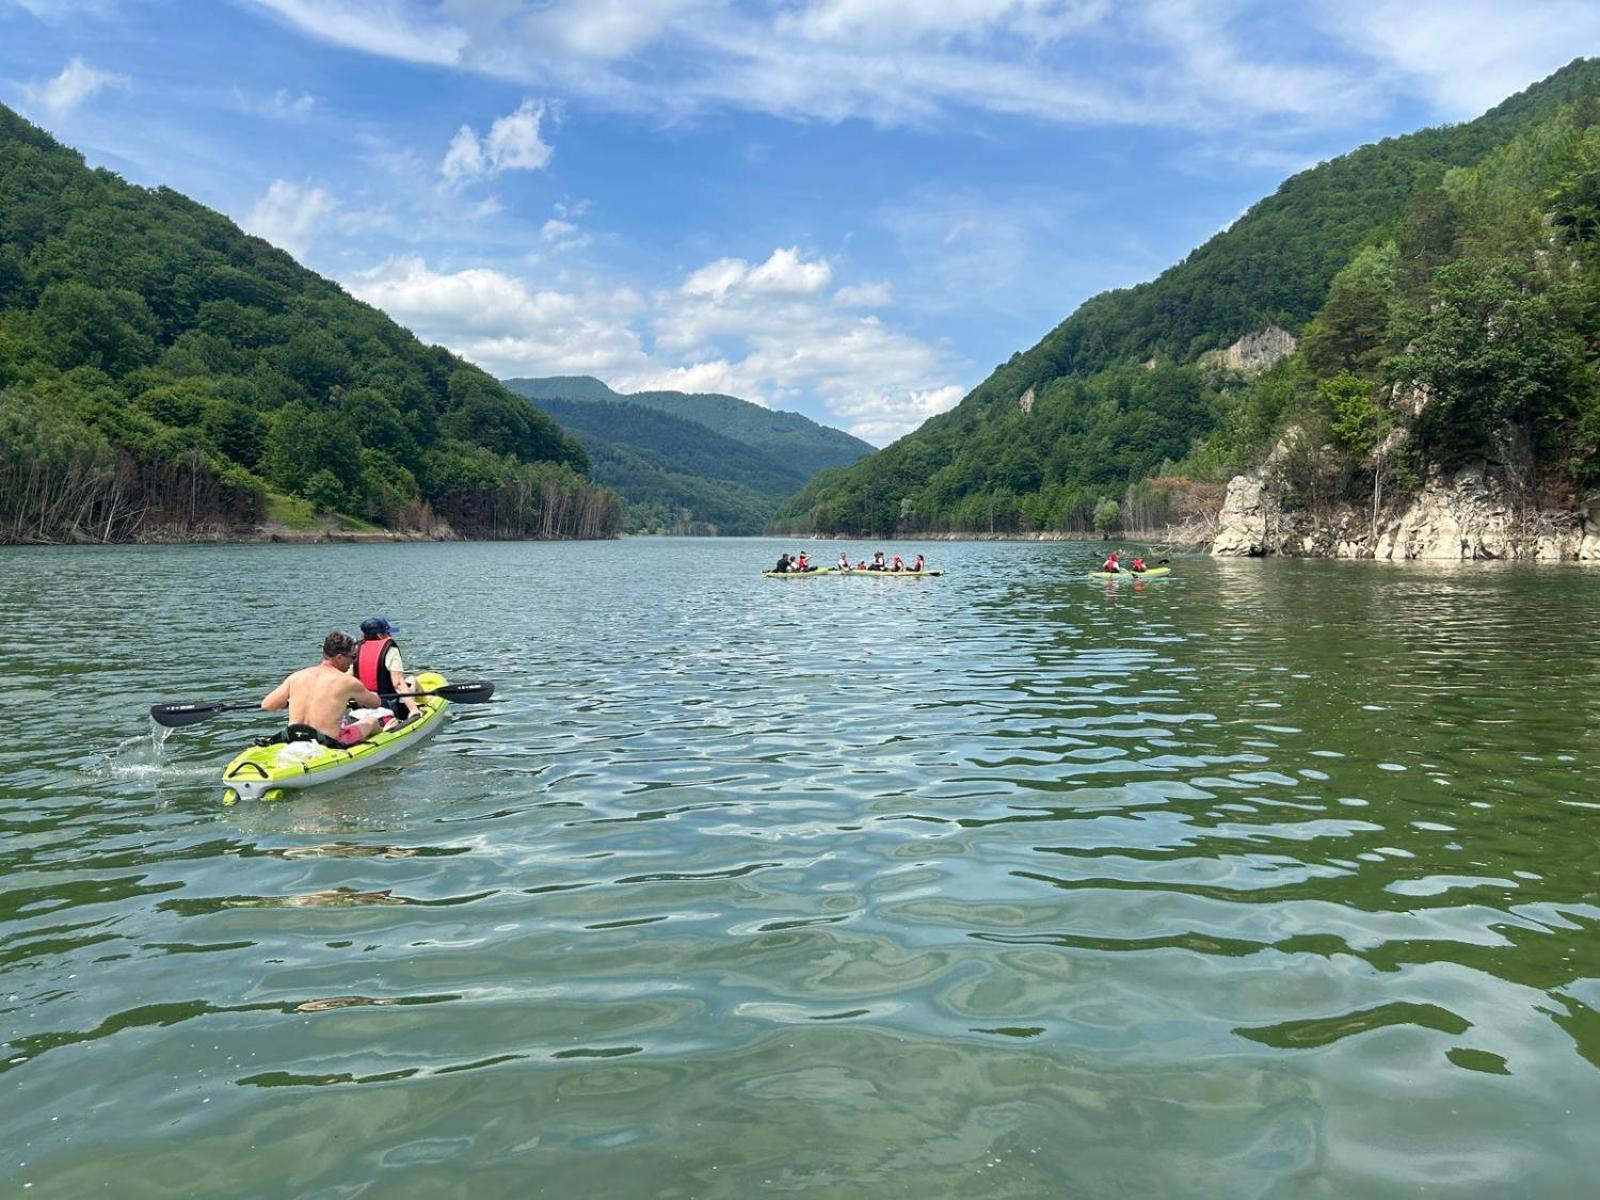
(261, 631), (389, 747)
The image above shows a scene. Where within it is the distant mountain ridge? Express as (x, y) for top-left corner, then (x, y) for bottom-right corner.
(502, 376), (872, 533)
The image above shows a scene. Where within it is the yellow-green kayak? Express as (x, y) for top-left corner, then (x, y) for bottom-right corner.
(221, 670), (451, 802)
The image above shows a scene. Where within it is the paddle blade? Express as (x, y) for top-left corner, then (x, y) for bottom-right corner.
(149, 700), (229, 727)
(427, 681), (495, 704)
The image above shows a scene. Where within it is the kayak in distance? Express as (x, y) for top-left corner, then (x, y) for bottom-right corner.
(762, 567), (945, 578)
(220, 670), (453, 803)
(1088, 566), (1171, 580)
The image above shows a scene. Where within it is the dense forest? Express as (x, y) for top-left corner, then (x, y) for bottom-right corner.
(504, 376), (871, 534)
(773, 59), (1600, 538)
(0, 105), (620, 543)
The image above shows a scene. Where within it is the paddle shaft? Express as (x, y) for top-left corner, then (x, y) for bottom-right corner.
(150, 681), (494, 728)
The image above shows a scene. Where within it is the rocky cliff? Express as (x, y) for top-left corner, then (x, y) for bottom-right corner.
(1199, 326), (1298, 376)
(1213, 431), (1600, 560)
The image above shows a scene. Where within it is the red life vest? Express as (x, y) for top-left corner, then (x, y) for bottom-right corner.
(356, 637), (398, 699)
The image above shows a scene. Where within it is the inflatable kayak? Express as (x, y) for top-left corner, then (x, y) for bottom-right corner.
(221, 670), (452, 803)
(763, 568), (944, 578)
(839, 568), (943, 577)
(1088, 566), (1171, 580)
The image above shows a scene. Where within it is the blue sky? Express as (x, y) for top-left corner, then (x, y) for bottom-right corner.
(3, 1), (1597, 443)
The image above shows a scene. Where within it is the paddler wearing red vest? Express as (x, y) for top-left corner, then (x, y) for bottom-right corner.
(355, 616), (419, 719)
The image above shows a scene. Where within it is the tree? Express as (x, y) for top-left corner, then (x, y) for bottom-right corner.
(1386, 259), (1587, 467)
(32, 281), (160, 374)
(1093, 497), (1120, 534)
(1320, 371), (1388, 457)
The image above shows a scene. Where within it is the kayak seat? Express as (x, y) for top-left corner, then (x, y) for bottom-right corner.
(254, 723), (345, 750)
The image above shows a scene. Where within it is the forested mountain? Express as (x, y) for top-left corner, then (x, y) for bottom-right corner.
(774, 58), (1600, 537)
(503, 376), (872, 533)
(0, 105), (620, 543)
(506, 377), (872, 477)
(521, 395), (803, 534)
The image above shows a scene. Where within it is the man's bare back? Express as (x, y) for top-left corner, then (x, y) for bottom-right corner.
(262, 632), (385, 742)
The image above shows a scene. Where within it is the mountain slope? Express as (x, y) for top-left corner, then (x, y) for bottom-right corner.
(503, 375), (872, 533)
(774, 58), (1600, 537)
(520, 395), (807, 534)
(0, 104), (618, 542)
(505, 376), (873, 477)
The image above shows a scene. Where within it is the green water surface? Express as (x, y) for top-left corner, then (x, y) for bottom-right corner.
(1, 539), (1596, 1198)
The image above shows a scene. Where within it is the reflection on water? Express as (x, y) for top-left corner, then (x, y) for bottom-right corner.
(1, 541), (1597, 1198)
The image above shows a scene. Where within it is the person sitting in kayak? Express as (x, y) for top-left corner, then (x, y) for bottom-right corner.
(836, 552), (851, 571)
(261, 631), (390, 748)
(795, 551), (810, 571)
(869, 551), (887, 571)
(773, 552), (792, 573)
(891, 554), (905, 572)
(1102, 550), (1122, 573)
(1129, 556), (1147, 573)
(356, 615), (418, 719)
(910, 554), (925, 572)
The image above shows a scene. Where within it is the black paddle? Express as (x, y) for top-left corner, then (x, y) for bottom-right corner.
(150, 681), (496, 728)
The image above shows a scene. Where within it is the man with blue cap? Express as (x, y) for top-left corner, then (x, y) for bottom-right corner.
(354, 616), (418, 720)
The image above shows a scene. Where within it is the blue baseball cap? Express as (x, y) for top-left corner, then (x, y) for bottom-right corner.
(360, 616), (399, 637)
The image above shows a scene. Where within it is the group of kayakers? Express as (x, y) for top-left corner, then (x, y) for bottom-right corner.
(259, 616), (417, 749)
(772, 550), (927, 573)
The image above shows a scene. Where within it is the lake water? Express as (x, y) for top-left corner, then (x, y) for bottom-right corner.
(2, 538), (1597, 1198)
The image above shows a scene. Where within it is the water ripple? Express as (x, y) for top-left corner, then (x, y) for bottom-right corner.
(2, 542), (1598, 1197)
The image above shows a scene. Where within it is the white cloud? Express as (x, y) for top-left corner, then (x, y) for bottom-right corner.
(243, 179), (336, 258)
(242, 0), (1397, 135)
(269, 88), (317, 118)
(234, 86), (318, 119)
(521, 0), (707, 59)
(834, 280), (894, 307)
(651, 251), (964, 442)
(748, 247), (833, 294)
(439, 99), (552, 185)
(540, 217), (591, 250)
(23, 56), (128, 119)
(338, 248), (963, 444)
(779, 0), (1108, 47)
(682, 257), (752, 300)
(617, 360), (746, 398)
(7, 0), (116, 20)
(345, 256), (649, 376)
(439, 125), (486, 184)
(828, 383), (965, 445)
(1313, 0), (1600, 117)
(244, 0), (467, 66)
(682, 248), (832, 299)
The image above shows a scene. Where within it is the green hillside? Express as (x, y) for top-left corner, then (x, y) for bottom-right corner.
(774, 58), (1600, 536)
(506, 376), (873, 478)
(0, 105), (620, 543)
(503, 376), (872, 533)
(521, 395), (807, 534)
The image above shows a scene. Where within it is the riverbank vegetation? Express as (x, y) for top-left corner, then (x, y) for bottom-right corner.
(0, 105), (620, 544)
(771, 59), (1600, 538)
